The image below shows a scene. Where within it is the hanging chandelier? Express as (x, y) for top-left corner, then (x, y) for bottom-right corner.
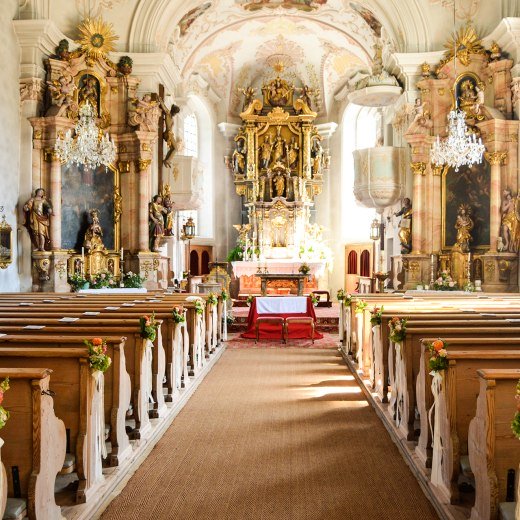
(55, 101), (116, 170)
(430, 2), (485, 172)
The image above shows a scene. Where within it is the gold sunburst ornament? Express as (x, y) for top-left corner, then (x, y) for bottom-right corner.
(442, 24), (485, 67)
(76, 18), (118, 61)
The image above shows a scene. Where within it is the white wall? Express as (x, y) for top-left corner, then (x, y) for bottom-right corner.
(0, 0), (21, 291)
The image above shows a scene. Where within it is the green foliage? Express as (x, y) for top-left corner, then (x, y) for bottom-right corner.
(227, 246), (244, 262)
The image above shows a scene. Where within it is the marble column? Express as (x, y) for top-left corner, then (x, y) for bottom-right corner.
(485, 151), (507, 253)
(431, 165), (446, 253)
(410, 162), (426, 254)
(50, 153), (62, 250)
(512, 77), (520, 121)
(138, 159), (152, 251)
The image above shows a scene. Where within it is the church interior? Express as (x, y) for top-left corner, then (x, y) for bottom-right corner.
(1, 0), (520, 518)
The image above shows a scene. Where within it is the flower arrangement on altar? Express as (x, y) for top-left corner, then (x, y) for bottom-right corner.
(433, 271), (458, 291)
(68, 272), (89, 292)
(298, 263), (310, 275)
(123, 271), (145, 288)
(0, 378), (10, 430)
(172, 306), (186, 323)
(140, 313), (157, 341)
(194, 299), (205, 315)
(246, 294), (254, 306)
(370, 306), (384, 326)
(84, 337), (112, 373)
(207, 293), (218, 306)
(512, 379), (520, 439)
(463, 281), (476, 292)
(426, 339), (449, 372)
(221, 289), (229, 302)
(355, 300), (367, 314)
(90, 271), (115, 289)
(389, 317), (407, 343)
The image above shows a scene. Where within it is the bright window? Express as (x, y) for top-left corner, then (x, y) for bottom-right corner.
(183, 114), (198, 157)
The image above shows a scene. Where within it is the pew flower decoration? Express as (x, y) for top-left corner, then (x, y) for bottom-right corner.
(84, 337), (112, 373)
(123, 271), (145, 288)
(337, 289), (345, 301)
(172, 306), (186, 324)
(140, 312), (157, 341)
(370, 306), (384, 326)
(194, 299), (205, 315)
(355, 300), (367, 314)
(0, 378), (10, 430)
(207, 293), (218, 306)
(512, 379), (520, 439)
(433, 271), (458, 291)
(389, 317), (407, 343)
(246, 294), (254, 306)
(68, 273), (89, 292)
(426, 339), (449, 372)
(344, 293), (353, 306)
(311, 294), (319, 307)
(221, 289), (229, 302)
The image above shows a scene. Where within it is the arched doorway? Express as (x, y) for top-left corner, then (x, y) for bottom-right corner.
(190, 250), (199, 276)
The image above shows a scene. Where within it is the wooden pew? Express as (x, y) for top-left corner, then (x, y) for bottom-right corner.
(0, 368), (66, 520)
(468, 369), (520, 520)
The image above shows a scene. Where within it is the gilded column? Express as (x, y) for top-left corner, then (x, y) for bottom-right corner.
(49, 152), (62, 250)
(431, 165), (446, 253)
(245, 124), (256, 179)
(485, 151), (507, 253)
(302, 125), (311, 179)
(137, 159), (152, 252)
(410, 162), (426, 254)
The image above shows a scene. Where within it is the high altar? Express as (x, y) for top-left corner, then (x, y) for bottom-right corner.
(230, 66), (330, 295)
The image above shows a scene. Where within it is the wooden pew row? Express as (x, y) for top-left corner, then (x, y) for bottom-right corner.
(0, 368), (65, 520)
(468, 369), (520, 520)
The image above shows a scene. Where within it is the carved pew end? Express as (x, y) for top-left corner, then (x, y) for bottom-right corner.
(59, 453), (76, 475)
(4, 498), (27, 520)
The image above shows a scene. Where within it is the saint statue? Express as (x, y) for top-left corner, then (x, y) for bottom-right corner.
(271, 132), (286, 166)
(454, 204), (474, 253)
(159, 98), (181, 169)
(394, 198), (412, 254)
(311, 139), (323, 176)
(274, 175), (285, 198)
(161, 185), (175, 237)
(23, 188), (52, 251)
(232, 140), (246, 175)
(458, 80), (477, 117)
(286, 137), (299, 169)
(83, 209), (105, 252)
(259, 134), (273, 169)
(149, 195), (168, 252)
(299, 85), (314, 110)
(238, 86), (257, 110)
(78, 76), (99, 114)
(500, 188), (520, 252)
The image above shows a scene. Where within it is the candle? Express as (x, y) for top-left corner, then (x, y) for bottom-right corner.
(81, 247), (85, 263)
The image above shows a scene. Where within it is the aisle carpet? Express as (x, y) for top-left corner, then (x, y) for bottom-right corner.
(226, 331), (338, 349)
(101, 349), (439, 520)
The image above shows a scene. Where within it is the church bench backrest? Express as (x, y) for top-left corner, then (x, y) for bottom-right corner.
(0, 368), (65, 520)
(468, 369), (520, 520)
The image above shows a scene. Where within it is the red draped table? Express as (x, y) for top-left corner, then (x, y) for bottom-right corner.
(241, 296), (323, 340)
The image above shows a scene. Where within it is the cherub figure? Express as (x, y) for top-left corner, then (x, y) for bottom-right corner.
(46, 74), (77, 117)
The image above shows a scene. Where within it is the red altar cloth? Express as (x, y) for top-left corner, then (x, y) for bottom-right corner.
(241, 297), (323, 340)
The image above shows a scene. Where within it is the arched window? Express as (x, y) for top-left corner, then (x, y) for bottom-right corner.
(183, 114), (198, 157)
(347, 250), (358, 274)
(360, 250), (371, 277)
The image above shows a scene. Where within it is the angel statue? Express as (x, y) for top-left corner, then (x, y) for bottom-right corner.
(46, 74), (77, 117)
(394, 198), (412, 254)
(238, 86), (257, 110)
(454, 204), (474, 253)
(298, 85), (316, 110)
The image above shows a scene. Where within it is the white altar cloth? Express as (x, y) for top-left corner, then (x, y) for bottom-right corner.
(232, 260), (326, 279)
(256, 296), (307, 314)
(78, 288), (148, 294)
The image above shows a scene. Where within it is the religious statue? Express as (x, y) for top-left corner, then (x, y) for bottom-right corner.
(459, 80), (477, 115)
(23, 188), (52, 251)
(149, 195), (168, 252)
(54, 39), (71, 61)
(271, 131), (286, 166)
(372, 40), (384, 76)
(159, 98), (181, 169)
(83, 209), (105, 252)
(233, 139), (246, 175)
(259, 134), (273, 169)
(78, 76), (99, 114)
(161, 184), (175, 236)
(298, 85), (315, 110)
(311, 139), (323, 176)
(489, 41), (502, 61)
(46, 74), (77, 118)
(274, 175), (285, 198)
(454, 204), (474, 253)
(394, 198), (412, 254)
(238, 86), (257, 110)
(500, 188), (520, 252)
(286, 137), (299, 169)
(128, 93), (160, 132)
(406, 98), (432, 135)
(472, 86), (485, 119)
(267, 78), (292, 107)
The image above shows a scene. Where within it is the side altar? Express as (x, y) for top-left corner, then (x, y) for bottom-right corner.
(229, 65), (331, 295)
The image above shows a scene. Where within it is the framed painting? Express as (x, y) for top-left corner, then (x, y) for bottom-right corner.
(442, 162), (490, 251)
(61, 164), (120, 252)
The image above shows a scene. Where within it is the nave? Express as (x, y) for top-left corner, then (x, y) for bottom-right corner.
(100, 348), (438, 520)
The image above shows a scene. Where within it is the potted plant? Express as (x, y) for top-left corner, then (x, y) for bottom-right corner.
(117, 55), (133, 76)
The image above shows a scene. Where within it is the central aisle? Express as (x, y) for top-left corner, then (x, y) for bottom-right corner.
(101, 349), (439, 520)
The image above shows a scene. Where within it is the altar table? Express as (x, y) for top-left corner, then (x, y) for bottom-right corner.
(256, 273), (308, 296)
(241, 296), (323, 340)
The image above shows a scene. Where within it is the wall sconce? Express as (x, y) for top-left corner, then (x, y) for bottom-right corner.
(0, 207), (13, 269)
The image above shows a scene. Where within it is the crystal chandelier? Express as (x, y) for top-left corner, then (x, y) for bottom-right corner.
(55, 101), (116, 170)
(430, 1), (485, 172)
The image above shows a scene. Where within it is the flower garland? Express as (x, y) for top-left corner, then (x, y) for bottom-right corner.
(355, 300), (367, 314)
(194, 299), (205, 315)
(370, 306), (384, 326)
(426, 339), (449, 372)
(139, 312), (157, 341)
(389, 317), (407, 343)
(512, 379), (520, 439)
(172, 306), (186, 323)
(84, 338), (112, 373)
(337, 289), (345, 301)
(207, 293), (218, 306)
(221, 289), (229, 302)
(0, 378), (10, 430)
